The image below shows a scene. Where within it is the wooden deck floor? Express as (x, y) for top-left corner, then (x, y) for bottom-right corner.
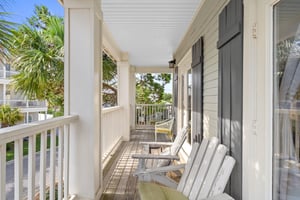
(100, 129), (170, 200)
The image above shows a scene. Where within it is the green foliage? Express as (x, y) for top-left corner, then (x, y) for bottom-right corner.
(102, 53), (118, 106)
(0, 1), (15, 64)
(103, 53), (117, 83)
(0, 104), (24, 127)
(9, 6), (64, 113)
(162, 93), (172, 103)
(136, 73), (171, 104)
(6, 133), (58, 161)
(276, 37), (300, 85)
(9, 5), (119, 111)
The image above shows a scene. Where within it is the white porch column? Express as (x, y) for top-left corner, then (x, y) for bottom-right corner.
(118, 58), (131, 140)
(64, 0), (102, 199)
(129, 67), (136, 129)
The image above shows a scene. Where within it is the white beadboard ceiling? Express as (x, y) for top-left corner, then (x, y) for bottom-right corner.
(102, 0), (202, 67)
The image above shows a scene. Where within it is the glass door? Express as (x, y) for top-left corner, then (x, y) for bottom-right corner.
(273, 0), (300, 199)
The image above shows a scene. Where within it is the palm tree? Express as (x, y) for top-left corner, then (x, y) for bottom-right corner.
(0, 0), (15, 64)
(0, 104), (24, 128)
(9, 6), (64, 113)
(9, 5), (122, 113)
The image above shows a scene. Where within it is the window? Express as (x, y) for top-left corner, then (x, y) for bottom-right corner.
(181, 75), (185, 128)
(187, 69), (192, 143)
(102, 52), (118, 108)
(273, 1), (300, 199)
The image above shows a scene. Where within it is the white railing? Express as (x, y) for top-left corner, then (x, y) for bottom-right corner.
(0, 100), (47, 108)
(0, 115), (78, 200)
(135, 104), (173, 128)
(0, 70), (18, 79)
(102, 106), (126, 164)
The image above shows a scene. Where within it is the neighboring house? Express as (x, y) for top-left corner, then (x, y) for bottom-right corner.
(0, 64), (48, 124)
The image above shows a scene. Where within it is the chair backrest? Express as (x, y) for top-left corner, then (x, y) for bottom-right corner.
(155, 117), (174, 129)
(166, 117), (174, 129)
(177, 137), (236, 199)
(156, 126), (188, 167)
(170, 126), (188, 155)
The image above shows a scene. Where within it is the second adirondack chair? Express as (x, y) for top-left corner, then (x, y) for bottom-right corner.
(132, 126), (189, 170)
(154, 117), (175, 141)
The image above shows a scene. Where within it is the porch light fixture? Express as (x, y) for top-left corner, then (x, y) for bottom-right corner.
(168, 59), (176, 68)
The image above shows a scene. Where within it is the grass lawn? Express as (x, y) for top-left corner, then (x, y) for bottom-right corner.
(6, 133), (59, 161)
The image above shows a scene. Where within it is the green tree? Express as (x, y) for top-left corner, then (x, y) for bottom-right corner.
(9, 5), (120, 113)
(9, 6), (64, 114)
(136, 73), (171, 104)
(102, 53), (118, 106)
(162, 93), (172, 103)
(0, 105), (23, 128)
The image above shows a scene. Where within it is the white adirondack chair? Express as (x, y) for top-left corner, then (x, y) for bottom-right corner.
(154, 117), (175, 141)
(136, 137), (236, 200)
(132, 126), (189, 170)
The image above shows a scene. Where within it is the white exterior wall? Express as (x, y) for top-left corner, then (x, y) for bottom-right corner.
(175, 0), (229, 140)
(129, 66), (136, 129)
(102, 107), (125, 163)
(118, 60), (131, 141)
(175, 0), (279, 199)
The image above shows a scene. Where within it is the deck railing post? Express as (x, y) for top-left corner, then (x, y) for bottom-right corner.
(64, 0), (102, 198)
(0, 145), (5, 200)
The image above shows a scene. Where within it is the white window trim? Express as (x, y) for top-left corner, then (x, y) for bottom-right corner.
(243, 0), (280, 199)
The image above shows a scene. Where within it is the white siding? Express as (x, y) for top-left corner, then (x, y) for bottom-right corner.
(175, 0), (229, 138)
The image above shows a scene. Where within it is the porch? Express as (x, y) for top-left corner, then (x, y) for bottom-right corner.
(0, 0), (299, 199)
(0, 106), (176, 200)
(100, 129), (173, 200)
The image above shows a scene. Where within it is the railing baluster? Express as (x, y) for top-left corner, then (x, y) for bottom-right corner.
(40, 131), (47, 200)
(135, 104), (174, 128)
(0, 145), (6, 200)
(58, 126), (64, 200)
(28, 135), (36, 200)
(64, 124), (70, 199)
(144, 105), (146, 124)
(0, 115), (77, 200)
(50, 129), (56, 200)
(147, 105), (150, 125)
(14, 139), (23, 200)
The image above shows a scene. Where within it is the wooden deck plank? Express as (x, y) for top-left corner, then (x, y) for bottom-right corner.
(100, 129), (170, 200)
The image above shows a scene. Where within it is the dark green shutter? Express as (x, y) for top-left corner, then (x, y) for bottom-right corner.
(192, 37), (204, 142)
(173, 66), (179, 134)
(217, 0), (243, 199)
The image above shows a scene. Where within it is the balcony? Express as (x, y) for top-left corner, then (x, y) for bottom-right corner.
(135, 104), (173, 129)
(0, 115), (79, 199)
(2, 0), (300, 199)
(0, 69), (18, 80)
(0, 100), (47, 109)
(0, 104), (174, 199)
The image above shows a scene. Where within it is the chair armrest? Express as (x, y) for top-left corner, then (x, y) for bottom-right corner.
(155, 118), (171, 125)
(134, 164), (185, 175)
(140, 142), (173, 147)
(204, 193), (234, 200)
(132, 154), (179, 160)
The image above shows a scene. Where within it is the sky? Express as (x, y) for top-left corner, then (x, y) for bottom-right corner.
(5, 0), (63, 24)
